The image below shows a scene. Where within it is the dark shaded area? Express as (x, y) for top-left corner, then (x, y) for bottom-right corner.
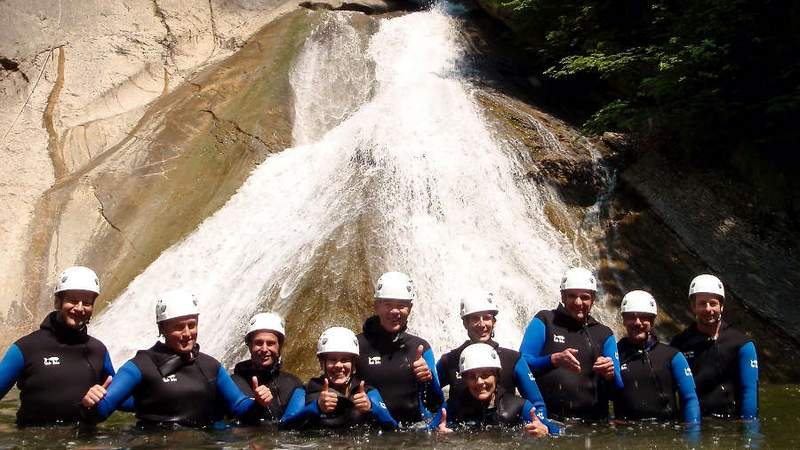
(468, 0), (800, 221)
(0, 56), (29, 82)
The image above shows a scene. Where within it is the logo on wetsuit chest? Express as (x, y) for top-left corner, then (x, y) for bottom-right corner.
(455, 371), (462, 379)
(368, 356), (382, 365)
(43, 356), (60, 366)
(683, 351), (694, 359)
(162, 374), (178, 383)
(553, 334), (565, 344)
(620, 363), (628, 371)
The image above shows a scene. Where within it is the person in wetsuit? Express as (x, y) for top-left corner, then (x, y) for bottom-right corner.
(280, 326), (397, 429)
(230, 312), (302, 425)
(82, 289), (270, 427)
(613, 290), (700, 423)
(0, 266), (120, 427)
(437, 290), (551, 421)
(355, 271), (444, 426)
(434, 343), (557, 437)
(670, 274), (758, 419)
(519, 267), (623, 421)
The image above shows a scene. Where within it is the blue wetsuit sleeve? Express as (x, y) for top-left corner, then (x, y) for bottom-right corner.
(602, 335), (624, 389)
(738, 341), (759, 419)
(280, 387), (319, 426)
(519, 318), (553, 371)
(426, 401), (446, 430)
(102, 351), (115, 377)
(512, 357), (549, 419)
(216, 366), (255, 417)
(420, 348), (444, 418)
(670, 352), (700, 423)
(521, 399), (561, 435)
(96, 360), (142, 420)
(367, 388), (398, 428)
(0, 344), (24, 399)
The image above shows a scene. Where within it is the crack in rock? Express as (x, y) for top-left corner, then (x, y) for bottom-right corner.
(200, 109), (270, 150)
(151, 0), (179, 69)
(92, 189), (143, 257)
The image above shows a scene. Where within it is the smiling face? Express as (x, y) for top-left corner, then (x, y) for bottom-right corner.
(692, 292), (724, 328)
(463, 312), (496, 342)
(374, 300), (412, 334)
(561, 289), (595, 323)
(464, 368), (497, 402)
(622, 312), (655, 344)
(320, 352), (354, 390)
(55, 290), (97, 329)
(248, 330), (281, 368)
(160, 316), (199, 354)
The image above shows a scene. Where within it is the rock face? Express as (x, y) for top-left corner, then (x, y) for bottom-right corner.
(0, 0), (312, 343)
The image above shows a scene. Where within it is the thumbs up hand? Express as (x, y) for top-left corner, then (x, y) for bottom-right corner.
(252, 376), (274, 407)
(436, 408), (453, 434)
(524, 406), (548, 438)
(352, 380), (371, 412)
(412, 344), (432, 383)
(318, 378), (338, 414)
(82, 375), (112, 408)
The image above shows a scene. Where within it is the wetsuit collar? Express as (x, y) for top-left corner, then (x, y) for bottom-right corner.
(150, 341), (200, 377)
(554, 303), (598, 328)
(41, 310), (89, 344)
(363, 315), (407, 346)
(234, 359), (281, 381)
(621, 333), (659, 352)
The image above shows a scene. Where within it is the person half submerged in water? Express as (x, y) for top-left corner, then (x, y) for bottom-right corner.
(230, 312), (302, 425)
(0, 266), (130, 427)
(434, 343), (560, 437)
(82, 289), (271, 428)
(281, 327), (397, 430)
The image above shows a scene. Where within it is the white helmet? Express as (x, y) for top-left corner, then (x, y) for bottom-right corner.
(316, 327), (359, 356)
(459, 343), (502, 373)
(245, 312), (285, 342)
(620, 290), (658, 316)
(374, 271), (415, 302)
(689, 274), (725, 299)
(560, 267), (597, 292)
(55, 266), (100, 295)
(460, 290), (499, 318)
(155, 289), (199, 323)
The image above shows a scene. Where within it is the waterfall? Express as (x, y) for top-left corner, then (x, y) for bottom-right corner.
(93, 5), (596, 367)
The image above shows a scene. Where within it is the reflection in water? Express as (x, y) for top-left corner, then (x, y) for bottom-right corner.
(0, 385), (790, 449)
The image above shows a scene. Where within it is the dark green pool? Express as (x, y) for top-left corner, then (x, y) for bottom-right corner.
(1, 384), (797, 449)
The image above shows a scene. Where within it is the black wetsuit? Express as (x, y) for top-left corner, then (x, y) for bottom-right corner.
(446, 386), (529, 429)
(355, 316), (444, 424)
(519, 305), (623, 421)
(0, 311), (114, 426)
(230, 360), (302, 424)
(93, 342), (254, 427)
(614, 336), (700, 422)
(670, 322), (759, 418)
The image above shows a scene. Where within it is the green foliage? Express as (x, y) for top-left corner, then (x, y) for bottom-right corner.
(479, 0), (800, 176)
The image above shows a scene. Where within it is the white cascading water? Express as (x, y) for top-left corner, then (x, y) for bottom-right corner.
(93, 5), (600, 367)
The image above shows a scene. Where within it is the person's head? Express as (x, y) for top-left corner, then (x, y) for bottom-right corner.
(155, 289), (200, 354)
(688, 274), (725, 328)
(460, 291), (498, 342)
(459, 343), (501, 402)
(559, 267), (597, 323)
(373, 271), (414, 334)
(53, 266), (100, 329)
(317, 327), (359, 389)
(245, 312), (285, 369)
(620, 290), (657, 345)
